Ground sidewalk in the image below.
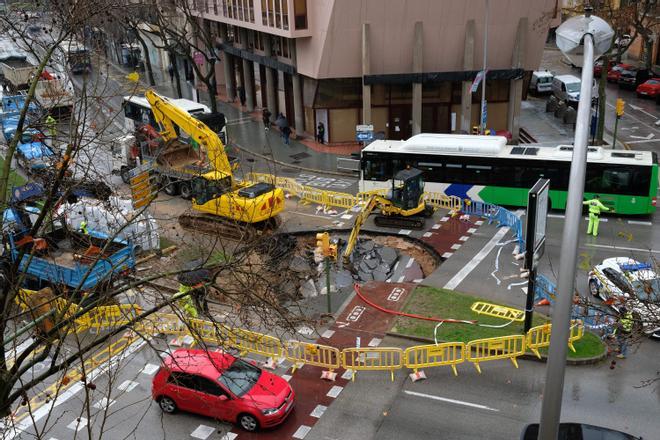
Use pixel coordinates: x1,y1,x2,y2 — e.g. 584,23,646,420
105,60,360,175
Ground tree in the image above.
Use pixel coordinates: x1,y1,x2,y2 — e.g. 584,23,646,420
0,2,308,432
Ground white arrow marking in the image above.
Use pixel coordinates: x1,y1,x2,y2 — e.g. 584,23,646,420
629,104,657,119
629,133,655,140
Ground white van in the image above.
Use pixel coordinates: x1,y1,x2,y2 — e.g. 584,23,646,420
551,75,598,107
530,71,554,94
58,197,160,253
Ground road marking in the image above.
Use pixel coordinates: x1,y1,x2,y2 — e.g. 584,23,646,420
327,385,343,398
423,232,433,237
629,133,655,140
341,214,353,220
191,425,216,439
451,243,461,250
293,425,312,439
625,138,660,145
475,220,484,226
398,229,412,235
297,326,315,336
440,217,449,222
584,217,607,222
404,390,499,412
584,243,660,254
444,227,510,290
368,338,382,347
442,252,453,258
117,380,139,392
282,374,292,382
219,434,238,440
627,220,652,226
406,258,415,268
468,228,477,233
548,214,565,219
397,276,406,282
310,405,327,418
341,370,354,380
321,329,335,338
140,363,159,375
432,224,442,229
67,417,88,431
93,397,116,410
629,103,657,119
459,235,470,241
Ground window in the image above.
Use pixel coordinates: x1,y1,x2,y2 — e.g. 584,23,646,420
195,376,227,397
363,157,392,181
167,372,198,390
585,164,651,196
274,0,281,28
282,0,289,29
294,0,307,29
217,359,261,397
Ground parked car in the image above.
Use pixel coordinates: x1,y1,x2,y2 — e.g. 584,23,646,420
618,68,639,89
593,59,616,77
521,423,641,439
551,75,597,108
529,71,554,94
607,63,633,83
588,257,660,338
636,78,660,98
152,349,295,432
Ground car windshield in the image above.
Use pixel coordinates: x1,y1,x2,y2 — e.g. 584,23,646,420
612,66,623,72
631,278,660,302
566,83,581,92
646,80,659,85
621,70,636,76
217,359,261,397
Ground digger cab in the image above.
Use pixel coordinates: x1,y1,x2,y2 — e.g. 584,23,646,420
389,168,424,210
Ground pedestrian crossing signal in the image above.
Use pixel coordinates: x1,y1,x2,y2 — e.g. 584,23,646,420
615,98,625,117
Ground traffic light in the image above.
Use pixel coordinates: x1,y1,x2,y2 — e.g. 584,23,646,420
615,98,625,117
316,232,337,259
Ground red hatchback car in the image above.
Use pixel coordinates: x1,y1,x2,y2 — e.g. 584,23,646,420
152,349,295,432
607,63,633,82
636,78,660,98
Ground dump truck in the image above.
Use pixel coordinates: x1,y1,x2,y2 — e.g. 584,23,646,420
0,55,35,89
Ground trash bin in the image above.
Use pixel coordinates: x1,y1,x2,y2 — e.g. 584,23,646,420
546,95,558,113
564,107,577,124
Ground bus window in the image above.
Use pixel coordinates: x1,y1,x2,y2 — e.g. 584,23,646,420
363,158,390,181
444,163,464,183
586,164,650,196
465,164,492,185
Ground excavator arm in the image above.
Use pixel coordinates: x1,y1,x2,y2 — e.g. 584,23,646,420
144,90,233,178
343,195,383,263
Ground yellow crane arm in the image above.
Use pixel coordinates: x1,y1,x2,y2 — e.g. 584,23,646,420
144,90,232,176
343,195,382,263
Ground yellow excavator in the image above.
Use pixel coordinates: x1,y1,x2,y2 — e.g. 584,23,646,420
145,90,284,239
343,167,433,262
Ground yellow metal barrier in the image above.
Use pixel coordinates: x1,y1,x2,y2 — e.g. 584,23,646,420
86,304,143,330
466,335,526,374
140,313,183,336
471,302,525,322
230,328,283,359
568,320,584,353
526,323,552,359
425,192,462,210
526,320,584,359
341,347,403,382
285,341,341,373
404,342,465,376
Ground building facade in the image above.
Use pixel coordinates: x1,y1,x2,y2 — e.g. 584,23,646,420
194,0,555,143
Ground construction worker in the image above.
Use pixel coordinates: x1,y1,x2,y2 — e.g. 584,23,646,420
582,195,611,237
613,306,633,359
177,283,199,319
45,114,57,146
79,220,89,235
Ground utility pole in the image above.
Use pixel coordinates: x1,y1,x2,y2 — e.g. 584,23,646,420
613,98,624,149
480,0,489,134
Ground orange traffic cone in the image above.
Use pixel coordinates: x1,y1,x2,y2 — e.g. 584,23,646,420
535,298,551,307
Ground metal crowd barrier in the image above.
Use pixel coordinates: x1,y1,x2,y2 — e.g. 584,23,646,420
404,342,465,376
466,335,526,374
341,347,404,381
285,341,341,373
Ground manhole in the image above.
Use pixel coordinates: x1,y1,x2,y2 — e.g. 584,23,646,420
290,152,311,160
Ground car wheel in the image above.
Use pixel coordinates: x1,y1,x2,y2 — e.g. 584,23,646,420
179,181,192,199
158,396,177,414
588,280,599,298
238,413,259,432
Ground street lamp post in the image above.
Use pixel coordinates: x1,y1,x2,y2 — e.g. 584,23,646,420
538,8,613,440
480,0,489,134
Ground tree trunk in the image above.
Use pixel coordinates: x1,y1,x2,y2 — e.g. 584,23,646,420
644,37,654,70
596,54,609,145
208,60,218,113
134,30,155,86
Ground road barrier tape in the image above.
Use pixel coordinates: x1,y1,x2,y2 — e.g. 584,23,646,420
466,335,526,374
470,302,525,322
404,342,465,376
285,341,341,373
341,347,404,382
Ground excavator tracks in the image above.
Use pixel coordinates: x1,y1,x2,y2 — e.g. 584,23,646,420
178,213,280,242
374,215,426,230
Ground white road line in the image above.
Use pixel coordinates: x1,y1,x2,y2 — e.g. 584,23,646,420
548,214,565,219
293,425,312,439
140,363,159,375
442,252,453,258
327,385,343,398
191,424,216,439
626,138,660,145
404,390,499,412
450,243,461,250
627,220,653,226
67,417,88,431
368,338,382,347
310,405,327,418
584,243,660,254
219,433,238,440
444,227,510,290
406,258,415,268
117,380,139,392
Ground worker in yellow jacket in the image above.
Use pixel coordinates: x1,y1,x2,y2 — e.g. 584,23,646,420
583,195,611,237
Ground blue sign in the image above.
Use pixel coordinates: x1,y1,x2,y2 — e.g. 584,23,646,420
481,102,487,126
356,131,374,142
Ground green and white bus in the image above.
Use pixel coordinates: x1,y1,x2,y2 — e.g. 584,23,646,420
360,133,658,215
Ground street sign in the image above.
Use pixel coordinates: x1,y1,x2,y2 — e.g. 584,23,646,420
356,124,374,142
481,101,488,126
471,70,488,93
523,178,550,332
